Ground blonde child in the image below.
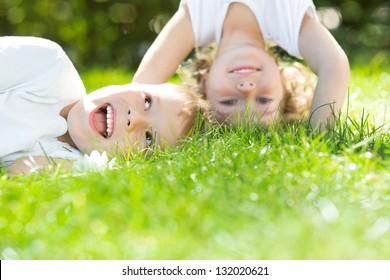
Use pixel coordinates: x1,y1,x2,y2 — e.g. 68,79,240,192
0,36,209,174
178,44,316,124
133,0,350,129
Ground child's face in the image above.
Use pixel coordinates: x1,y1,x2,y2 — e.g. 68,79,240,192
204,45,284,124
67,83,189,156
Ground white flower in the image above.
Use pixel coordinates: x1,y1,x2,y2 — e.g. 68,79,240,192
73,150,116,172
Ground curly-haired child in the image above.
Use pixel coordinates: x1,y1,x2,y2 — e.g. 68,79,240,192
178,44,315,124
133,0,350,130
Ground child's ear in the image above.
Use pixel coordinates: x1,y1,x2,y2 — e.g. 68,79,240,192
200,71,208,91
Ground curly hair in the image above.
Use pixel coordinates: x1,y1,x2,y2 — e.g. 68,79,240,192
166,84,213,136
279,61,314,122
178,44,315,123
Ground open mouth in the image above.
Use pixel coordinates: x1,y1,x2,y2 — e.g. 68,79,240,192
92,103,114,139
229,66,261,74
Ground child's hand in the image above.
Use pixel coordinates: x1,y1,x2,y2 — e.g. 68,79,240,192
6,156,73,175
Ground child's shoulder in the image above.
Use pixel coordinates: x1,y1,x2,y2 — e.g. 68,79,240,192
1,36,66,58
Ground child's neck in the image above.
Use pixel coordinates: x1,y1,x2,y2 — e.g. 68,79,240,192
219,2,265,50
58,102,78,149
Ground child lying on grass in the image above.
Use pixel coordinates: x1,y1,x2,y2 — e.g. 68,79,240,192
0,36,209,174
133,0,350,129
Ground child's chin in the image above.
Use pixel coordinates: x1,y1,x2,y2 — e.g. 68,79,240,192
81,144,116,157
75,141,100,155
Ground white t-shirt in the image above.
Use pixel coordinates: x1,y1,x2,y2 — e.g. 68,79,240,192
181,0,319,58
0,36,85,168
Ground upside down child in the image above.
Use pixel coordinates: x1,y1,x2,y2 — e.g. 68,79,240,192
133,0,350,129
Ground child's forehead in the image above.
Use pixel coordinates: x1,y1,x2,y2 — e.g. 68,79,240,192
150,83,183,94
153,86,190,102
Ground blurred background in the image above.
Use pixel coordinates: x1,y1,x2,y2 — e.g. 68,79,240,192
0,0,389,71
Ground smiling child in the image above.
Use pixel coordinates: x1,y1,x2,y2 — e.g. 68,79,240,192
133,0,350,129
0,36,209,174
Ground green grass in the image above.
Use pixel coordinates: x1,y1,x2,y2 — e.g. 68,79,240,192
1,55,389,260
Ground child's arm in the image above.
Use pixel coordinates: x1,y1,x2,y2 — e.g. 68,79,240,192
6,157,73,175
133,4,195,84
299,15,350,130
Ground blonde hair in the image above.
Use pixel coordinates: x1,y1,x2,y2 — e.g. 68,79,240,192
178,44,314,123
279,62,314,122
167,84,213,136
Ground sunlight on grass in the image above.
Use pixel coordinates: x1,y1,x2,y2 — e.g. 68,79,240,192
80,68,181,93
348,52,390,126
80,68,132,93
0,60,389,260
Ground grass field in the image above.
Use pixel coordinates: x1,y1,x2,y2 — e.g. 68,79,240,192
1,54,389,259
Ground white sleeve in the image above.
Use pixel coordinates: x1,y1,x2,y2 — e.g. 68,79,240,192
0,36,68,93
262,0,319,58
180,0,219,46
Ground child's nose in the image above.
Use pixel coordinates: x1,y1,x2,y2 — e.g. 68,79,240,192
126,108,131,128
125,108,148,131
237,82,256,99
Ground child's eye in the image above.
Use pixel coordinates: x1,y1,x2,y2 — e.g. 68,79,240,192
257,97,272,104
145,131,154,148
144,95,152,111
220,99,237,106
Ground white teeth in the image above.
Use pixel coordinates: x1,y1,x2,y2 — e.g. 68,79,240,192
106,104,114,138
233,69,258,74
